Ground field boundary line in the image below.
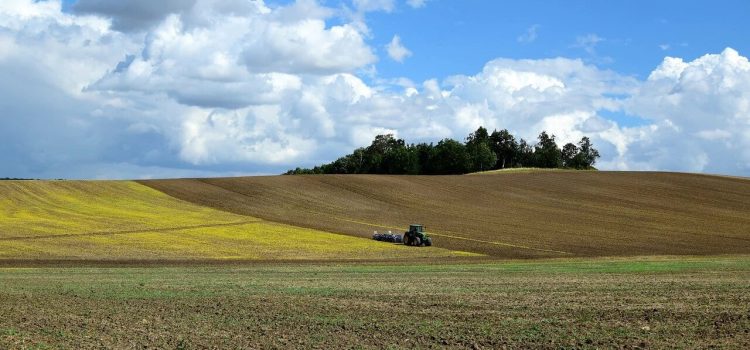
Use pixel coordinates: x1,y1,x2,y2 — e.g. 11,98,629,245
0,220,262,241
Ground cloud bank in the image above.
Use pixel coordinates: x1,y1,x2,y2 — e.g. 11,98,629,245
1,0,749,178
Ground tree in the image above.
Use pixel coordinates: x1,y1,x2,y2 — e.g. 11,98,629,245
284,128,601,175
465,127,496,172
516,139,535,167
414,142,435,174
489,129,518,169
363,134,405,173
466,126,490,147
467,142,497,172
382,144,417,174
432,139,470,174
573,136,600,169
561,143,579,168
534,131,562,168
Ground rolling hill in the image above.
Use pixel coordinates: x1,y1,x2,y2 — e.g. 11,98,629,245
0,181,470,260
141,171,750,258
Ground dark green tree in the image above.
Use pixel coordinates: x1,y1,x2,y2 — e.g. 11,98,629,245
516,139,535,167
561,143,579,168
467,142,497,172
465,126,490,147
489,129,518,169
432,139,470,174
573,136,600,169
534,131,562,168
284,128,601,175
465,126,496,172
363,134,405,173
382,144,417,174
414,142,436,174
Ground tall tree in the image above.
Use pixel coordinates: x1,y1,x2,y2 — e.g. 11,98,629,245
284,129,602,175
432,139,470,174
489,129,518,169
364,134,404,173
561,143,579,168
574,136,600,169
516,138,535,167
534,131,562,168
465,126,496,172
465,126,490,147
414,142,435,174
382,144,417,174
467,142,497,172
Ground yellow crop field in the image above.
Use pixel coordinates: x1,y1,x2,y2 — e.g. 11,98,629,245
0,181,476,260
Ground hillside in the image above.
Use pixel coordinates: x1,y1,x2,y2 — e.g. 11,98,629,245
0,181,469,260
141,171,750,258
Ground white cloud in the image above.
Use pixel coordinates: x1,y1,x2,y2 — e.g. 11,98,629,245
572,33,613,64
517,24,539,44
386,35,412,62
574,33,604,55
353,0,395,13
1,1,749,178
73,0,198,32
406,0,428,9
626,48,750,173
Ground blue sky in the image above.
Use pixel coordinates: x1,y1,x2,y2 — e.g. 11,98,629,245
57,0,749,80
2,0,750,178
367,1,750,81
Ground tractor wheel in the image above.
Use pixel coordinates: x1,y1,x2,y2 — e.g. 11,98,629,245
424,237,432,246
413,237,422,247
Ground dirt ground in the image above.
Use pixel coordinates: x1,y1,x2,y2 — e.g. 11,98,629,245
0,180,471,261
1,256,749,349
141,171,750,258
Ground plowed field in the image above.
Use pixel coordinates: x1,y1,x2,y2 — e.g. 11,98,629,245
0,181,472,260
141,171,750,258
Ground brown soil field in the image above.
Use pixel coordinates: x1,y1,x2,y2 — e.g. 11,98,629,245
141,171,750,259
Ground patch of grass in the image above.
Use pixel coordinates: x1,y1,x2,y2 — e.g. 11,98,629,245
1,256,749,348
1,328,19,336
468,167,584,175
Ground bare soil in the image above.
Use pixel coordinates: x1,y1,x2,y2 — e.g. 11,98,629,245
140,171,750,258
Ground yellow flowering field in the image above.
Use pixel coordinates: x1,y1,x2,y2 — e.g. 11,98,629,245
0,181,476,260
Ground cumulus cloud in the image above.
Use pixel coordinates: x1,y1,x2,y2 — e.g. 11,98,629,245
73,0,196,32
0,0,749,178
626,48,750,174
386,35,412,62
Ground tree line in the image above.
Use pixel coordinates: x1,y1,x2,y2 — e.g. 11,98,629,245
285,127,600,175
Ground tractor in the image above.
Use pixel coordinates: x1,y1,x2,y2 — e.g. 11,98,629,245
402,224,432,247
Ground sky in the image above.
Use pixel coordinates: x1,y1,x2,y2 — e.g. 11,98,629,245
1,0,749,179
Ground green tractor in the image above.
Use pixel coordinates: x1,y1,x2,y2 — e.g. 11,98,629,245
402,224,432,247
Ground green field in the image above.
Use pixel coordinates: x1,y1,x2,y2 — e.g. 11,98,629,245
1,256,749,349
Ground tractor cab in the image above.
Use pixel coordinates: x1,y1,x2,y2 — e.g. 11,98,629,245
403,224,432,247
